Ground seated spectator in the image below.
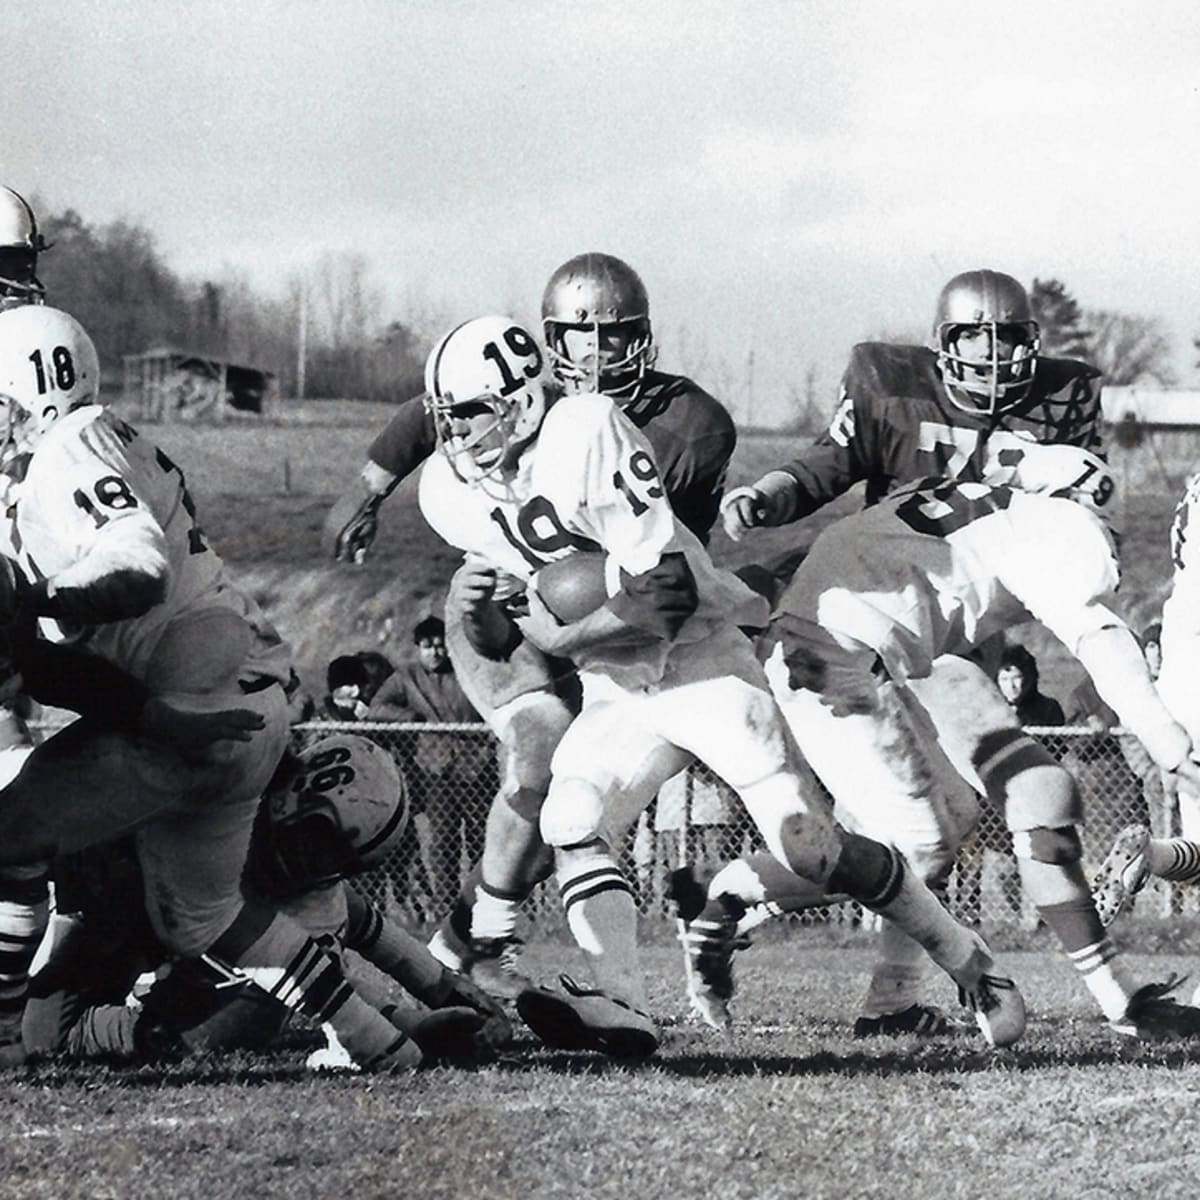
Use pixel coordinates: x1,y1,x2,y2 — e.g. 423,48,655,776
323,651,394,721
368,617,494,917
995,644,1065,727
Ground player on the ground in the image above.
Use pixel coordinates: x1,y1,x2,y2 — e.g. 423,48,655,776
0,186,47,312
0,305,468,1072
692,268,1105,1035
25,732,506,1068
412,313,1026,1059
685,442,1200,1040
1091,470,1200,924
329,254,736,995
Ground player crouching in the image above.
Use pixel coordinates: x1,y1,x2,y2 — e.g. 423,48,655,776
26,733,508,1068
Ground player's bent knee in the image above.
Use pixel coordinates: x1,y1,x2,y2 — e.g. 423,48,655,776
1012,826,1083,865
770,810,842,887
493,692,573,803
973,728,1081,831
540,777,606,849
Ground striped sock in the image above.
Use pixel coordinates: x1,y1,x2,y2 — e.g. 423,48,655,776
0,866,50,1041
1041,898,1135,1021
210,901,418,1070
1151,838,1200,883
557,845,644,1008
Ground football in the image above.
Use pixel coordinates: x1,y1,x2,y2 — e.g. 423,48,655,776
533,553,610,622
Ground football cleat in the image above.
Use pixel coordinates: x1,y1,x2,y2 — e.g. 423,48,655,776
1109,976,1200,1040
469,936,534,1002
516,974,659,1060
404,1006,492,1066
952,936,1025,1047
678,897,744,1031
852,1004,967,1039
1092,824,1151,927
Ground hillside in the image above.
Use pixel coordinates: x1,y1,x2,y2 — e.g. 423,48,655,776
140,403,1186,710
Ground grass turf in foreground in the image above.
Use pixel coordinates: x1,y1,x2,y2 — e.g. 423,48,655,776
7,940,1200,1200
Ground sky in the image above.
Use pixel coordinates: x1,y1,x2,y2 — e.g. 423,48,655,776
8,0,1200,425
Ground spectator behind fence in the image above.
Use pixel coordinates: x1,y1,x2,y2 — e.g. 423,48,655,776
322,651,394,721
368,617,495,915
995,644,1065,728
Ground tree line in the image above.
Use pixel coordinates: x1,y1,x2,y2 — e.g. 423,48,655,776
30,204,1182,410
36,206,428,403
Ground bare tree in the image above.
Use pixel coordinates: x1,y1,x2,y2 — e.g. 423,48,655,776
1084,309,1176,386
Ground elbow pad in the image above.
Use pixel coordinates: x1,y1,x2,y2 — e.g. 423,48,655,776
609,552,699,640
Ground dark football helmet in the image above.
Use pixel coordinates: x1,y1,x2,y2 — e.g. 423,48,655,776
0,187,47,311
261,734,408,893
541,252,656,404
933,269,1039,415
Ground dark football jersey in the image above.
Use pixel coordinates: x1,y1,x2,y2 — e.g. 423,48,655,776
367,370,735,542
779,342,1104,518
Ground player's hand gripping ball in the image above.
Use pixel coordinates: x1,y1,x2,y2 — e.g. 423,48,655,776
532,553,610,622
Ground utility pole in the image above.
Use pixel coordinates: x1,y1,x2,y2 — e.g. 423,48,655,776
296,285,307,400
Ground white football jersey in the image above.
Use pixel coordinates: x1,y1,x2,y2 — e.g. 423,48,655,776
775,478,1122,684
1158,471,1200,741
419,392,764,686
9,407,291,690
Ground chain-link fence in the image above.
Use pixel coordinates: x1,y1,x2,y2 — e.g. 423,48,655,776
294,721,1191,933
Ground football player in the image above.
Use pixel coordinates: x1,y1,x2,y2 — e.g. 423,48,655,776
329,254,736,995
411,313,1026,1059
1091,470,1200,924
687,442,1200,1039
0,306,457,1072
0,186,47,311
701,269,1106,1035
24,733,505,1067
722,268,1101,546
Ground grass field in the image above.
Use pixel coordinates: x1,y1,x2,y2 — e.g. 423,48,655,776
19,404,1191,1199
9,931,1200,1200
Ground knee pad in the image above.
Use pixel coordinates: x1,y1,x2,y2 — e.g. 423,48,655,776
772,808,843,887
492,693,573,820
1012,826,1083,865
973,728,1082,831
540,777,607,849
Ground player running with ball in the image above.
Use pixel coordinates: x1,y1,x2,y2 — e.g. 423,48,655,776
409,313,1026,1059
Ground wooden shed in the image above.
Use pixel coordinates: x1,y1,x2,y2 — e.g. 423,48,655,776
121,348,277,422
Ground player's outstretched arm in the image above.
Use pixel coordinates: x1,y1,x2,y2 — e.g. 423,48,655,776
327,461,399,564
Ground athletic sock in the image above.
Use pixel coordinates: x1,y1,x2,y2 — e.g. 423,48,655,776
557,844,645,1009
210,902,419,1069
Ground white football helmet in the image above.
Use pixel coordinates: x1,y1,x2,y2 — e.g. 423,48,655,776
0,187,47,311
0,305,100,469
933,269,1040,415
541,253,656,403
985,442,1117,527
424,314,549,480
261,734,409,893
